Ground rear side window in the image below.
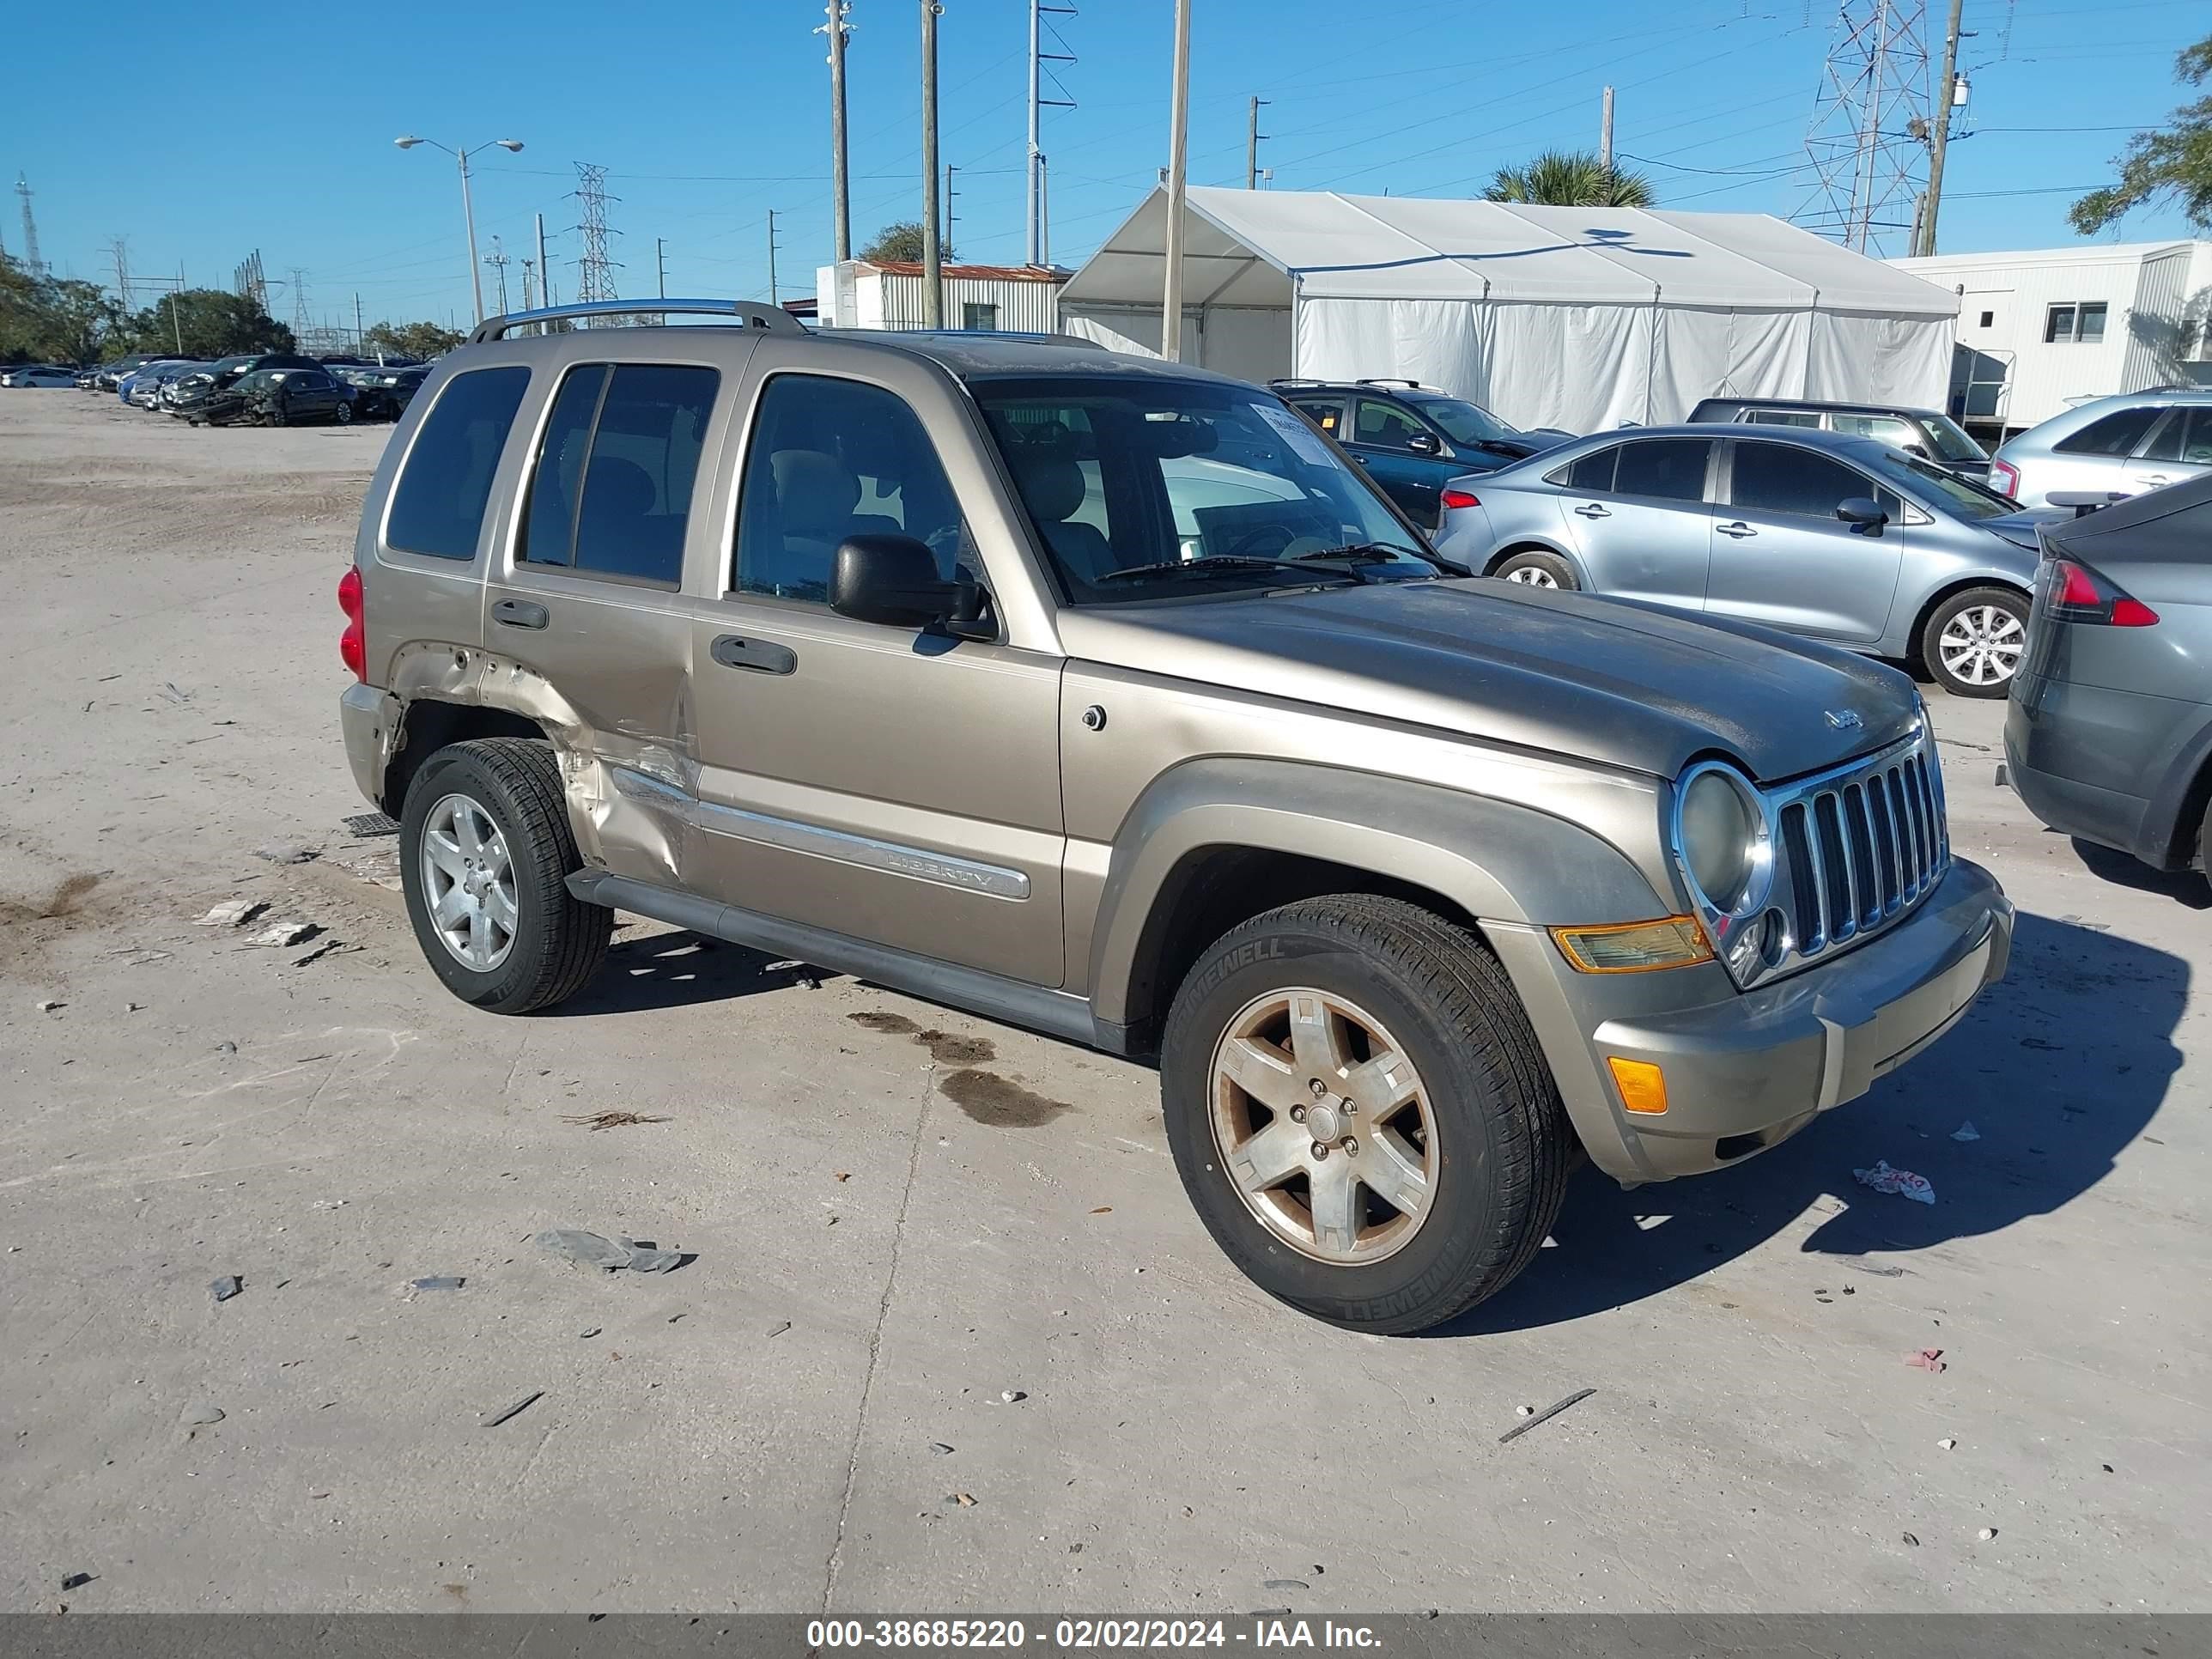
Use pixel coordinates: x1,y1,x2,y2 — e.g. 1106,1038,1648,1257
1746,409,1821,428
1613,439,1711,501
1286,395,1345,436
386,368,532,560
2142,406,2212,465
2053,406,2160,457
520,362,720,584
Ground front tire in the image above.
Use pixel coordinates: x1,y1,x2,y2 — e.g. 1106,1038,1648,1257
399,738,611,1013
1921,585,2027,698
1492,549,1577,590
334,399,354,425
1161,895,1573,1334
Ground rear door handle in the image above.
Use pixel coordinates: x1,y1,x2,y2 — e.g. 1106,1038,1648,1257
712,635,798,675
492,598,548,629
1717,520,1757,538
1574,502,1611,519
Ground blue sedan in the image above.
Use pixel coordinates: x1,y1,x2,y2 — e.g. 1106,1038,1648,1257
1433,424,2064,698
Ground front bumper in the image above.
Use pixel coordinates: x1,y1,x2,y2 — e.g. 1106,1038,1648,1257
1487,860,2012,1183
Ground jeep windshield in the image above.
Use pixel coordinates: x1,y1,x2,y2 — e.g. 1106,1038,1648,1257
1407,393,1520,447
974,377,1439,602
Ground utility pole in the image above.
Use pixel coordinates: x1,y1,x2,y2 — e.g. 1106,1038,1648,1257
1161,0,1191,362
656,236,667,299
944,164,958,255
1601,85,1616,171
1246,95,1268,189
920,0,944,327
354,292,364,349
1919,0,1966,256
521,258,536,313
485,236,510,315
824,0,853,262
536,212,552,307
1026,0,1076,267
768,210,782,305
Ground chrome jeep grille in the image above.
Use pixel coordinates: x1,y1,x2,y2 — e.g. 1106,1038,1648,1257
1759,730,1948,980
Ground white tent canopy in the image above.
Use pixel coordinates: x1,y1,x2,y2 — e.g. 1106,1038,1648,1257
1060,187,1960,432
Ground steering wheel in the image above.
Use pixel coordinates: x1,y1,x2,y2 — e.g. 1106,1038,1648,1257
1220,522,1334,562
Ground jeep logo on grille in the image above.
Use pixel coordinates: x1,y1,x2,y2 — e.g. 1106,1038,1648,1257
1825,708,1863,731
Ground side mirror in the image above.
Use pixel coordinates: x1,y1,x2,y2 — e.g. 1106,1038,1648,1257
1836,496,1888,531
1407,431,1442,456
1905,442,1931,459
830,534,988,636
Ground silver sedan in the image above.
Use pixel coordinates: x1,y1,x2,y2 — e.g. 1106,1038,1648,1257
1435,424,2062,697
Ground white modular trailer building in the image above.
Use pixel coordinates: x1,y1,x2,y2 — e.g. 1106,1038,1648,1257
1059,186,1961,433
1887,241,2212,434
817,260,1067,333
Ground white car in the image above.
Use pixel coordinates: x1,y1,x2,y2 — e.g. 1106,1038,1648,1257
1,365,78,388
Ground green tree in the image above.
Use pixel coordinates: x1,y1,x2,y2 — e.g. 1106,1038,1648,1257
0,256,125,363
1483,150,1656,209
363,320,465,360
860,221,950,263
2069,34,2212,234
112,289,293,360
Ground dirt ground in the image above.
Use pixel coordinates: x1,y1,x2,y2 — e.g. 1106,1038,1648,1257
0,390,2205,1615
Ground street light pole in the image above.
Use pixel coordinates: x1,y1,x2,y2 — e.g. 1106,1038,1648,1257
1160,0,1191,362
396,137,525,325
457,147,485,322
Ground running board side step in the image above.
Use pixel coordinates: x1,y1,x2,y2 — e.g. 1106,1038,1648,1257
567,870,1129,1054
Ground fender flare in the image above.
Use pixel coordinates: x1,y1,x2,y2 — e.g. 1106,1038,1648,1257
1085,757,1670,1029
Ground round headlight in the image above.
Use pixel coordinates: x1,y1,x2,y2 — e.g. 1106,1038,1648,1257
1680,768,1762,915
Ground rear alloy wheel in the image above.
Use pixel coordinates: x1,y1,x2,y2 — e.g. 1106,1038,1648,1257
1922,586,2027,698
399,738,611,1013
1492,550,1577,590
1162,895,1573,1334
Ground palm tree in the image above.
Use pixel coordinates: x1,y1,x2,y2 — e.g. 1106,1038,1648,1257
1484,150,1656,209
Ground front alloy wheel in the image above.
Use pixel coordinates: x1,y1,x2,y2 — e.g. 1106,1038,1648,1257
1923,586,2027,698
1212,989,1437,1263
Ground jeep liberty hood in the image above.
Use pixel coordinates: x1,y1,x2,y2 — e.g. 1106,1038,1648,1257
1056,578,1923,783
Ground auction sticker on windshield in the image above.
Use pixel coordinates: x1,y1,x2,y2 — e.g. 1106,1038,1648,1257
1255,402,1339,468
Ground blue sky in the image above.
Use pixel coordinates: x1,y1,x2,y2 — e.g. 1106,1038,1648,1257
9,0,2206,331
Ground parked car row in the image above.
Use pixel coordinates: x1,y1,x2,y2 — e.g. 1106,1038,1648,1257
63,350,431,428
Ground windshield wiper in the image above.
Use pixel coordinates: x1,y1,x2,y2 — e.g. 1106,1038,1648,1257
1292,542,1458,578
1096,555,1366,587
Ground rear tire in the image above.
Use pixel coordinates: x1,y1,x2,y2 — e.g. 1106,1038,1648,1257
399,738,611,1014
1160,895,1573,1334
1920,585,2027,698
1492,549,1577,590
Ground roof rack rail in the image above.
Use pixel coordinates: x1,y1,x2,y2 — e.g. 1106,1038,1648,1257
467,298,805,344
1267,377,1328,388
1356,376,1422,388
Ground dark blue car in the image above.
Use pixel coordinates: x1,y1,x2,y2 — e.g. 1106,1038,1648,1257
1274,378,1573,528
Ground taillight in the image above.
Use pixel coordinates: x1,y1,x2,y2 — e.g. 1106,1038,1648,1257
1439,487,1481,510
2047,557,2157,627
337,566,367,680
1990,459,2020,499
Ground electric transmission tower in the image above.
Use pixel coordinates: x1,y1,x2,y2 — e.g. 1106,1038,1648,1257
289,268,311,337
107,237,132,307
15,174,44,276
574,163,620,314
1795,0,1933,255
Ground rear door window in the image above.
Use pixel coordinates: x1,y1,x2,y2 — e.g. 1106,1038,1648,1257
1285,395,1346,438
2141,406,2212,465
519,362,719,585
2053,406,2161,457
1352,398,1427,450
1611,439,1712,502
385,367,532,561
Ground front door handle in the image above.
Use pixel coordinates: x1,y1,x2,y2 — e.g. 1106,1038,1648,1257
712,635,798,675
1717,520,1757,538
2138,474,2169,487
492,598,548,629
1574,502,1611,519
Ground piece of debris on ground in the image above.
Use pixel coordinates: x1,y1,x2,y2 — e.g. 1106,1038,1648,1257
532,1229,683,1274
252,842,319,865
195,898,267,928
210,1275,243,1303
1905,1348,1948,1373
241,921,317,950
1853,1160,1936,1204
479,1391,544,1429
410,1276,465,1291
1498,1388,1596,1444
560,1111,673,1132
